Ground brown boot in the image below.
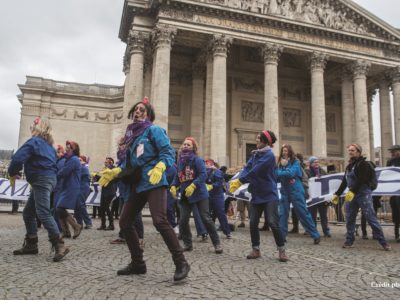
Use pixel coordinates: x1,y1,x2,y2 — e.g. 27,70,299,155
51,236,69,262
59,219,71,238
246,248,261,259
66,215,82,239
13,236,38,255
278,248,289,262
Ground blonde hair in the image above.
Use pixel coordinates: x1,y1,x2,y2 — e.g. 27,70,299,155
31,118,54,145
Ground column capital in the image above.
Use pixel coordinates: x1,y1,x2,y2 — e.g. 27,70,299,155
151,24,177,50
210,34,232,57
388,66,400,84
261,43,283,65
309,52,328,71
128,30,149,54
351,60,371,79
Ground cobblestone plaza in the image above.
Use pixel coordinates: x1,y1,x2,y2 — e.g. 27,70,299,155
1,214,399,299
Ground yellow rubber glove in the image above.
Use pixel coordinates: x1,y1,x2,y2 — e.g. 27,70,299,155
229,179,242,193
331,195,339,205
99,167,121,187
9,176,16,188
90,172,98,178
206,184,213,192
147,162,166,185
170,186,177,199
345,191,355,202
185,183,196,197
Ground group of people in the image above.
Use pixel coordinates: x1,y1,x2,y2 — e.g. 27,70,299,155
8,96,398,282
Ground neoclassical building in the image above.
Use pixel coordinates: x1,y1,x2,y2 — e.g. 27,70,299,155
18,0,400,170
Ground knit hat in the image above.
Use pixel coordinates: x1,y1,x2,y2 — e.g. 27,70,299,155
309,156,318,165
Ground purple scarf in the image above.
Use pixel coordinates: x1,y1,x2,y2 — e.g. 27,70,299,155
179,149,196,165
311,165,320,177
118,120,152,162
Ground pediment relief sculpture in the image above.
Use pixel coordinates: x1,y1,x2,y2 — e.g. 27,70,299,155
95,112,111,122
202,0,378,37
73,111,89,120
51,108,67,118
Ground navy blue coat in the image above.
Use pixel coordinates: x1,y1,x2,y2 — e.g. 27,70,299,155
56,155,81,209
206,168,225,202
239,148,279,204
8,136,57,182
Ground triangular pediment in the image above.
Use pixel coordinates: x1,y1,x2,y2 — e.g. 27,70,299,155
192,0,399,41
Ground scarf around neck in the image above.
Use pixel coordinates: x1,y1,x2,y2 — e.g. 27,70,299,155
179,149,196,164
118,120,152,162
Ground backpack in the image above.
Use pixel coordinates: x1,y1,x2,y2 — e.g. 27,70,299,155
355,160,377,191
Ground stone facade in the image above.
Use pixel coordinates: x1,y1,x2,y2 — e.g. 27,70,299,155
17,0,400,169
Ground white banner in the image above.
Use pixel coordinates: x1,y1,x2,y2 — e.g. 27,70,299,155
0,178,101,206
227,167,400,206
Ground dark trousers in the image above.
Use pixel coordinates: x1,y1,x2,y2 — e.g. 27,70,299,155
111,197,120,220
390,196,400,238
249,201,284,248
292,208,298,230
99,194,114,227
119,187,185,265
12,201,19,213
309,203,330,235
118,201,144,240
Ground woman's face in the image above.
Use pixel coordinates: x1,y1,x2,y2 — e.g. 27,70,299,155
56,149,64,158
255,134,267,149
132,103,148,122
182,139,193,151
281,147,289,158
65,143,73,155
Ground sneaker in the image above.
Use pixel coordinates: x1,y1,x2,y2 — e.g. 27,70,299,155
110,238,126,244
201,234,208,242
237,222,245,228
246,248,261,259
226,234,232,239
342,242,353,248
382,243,392,251
278,249,289,262
214,245,223,254
84,224,93,229
313,237,320,245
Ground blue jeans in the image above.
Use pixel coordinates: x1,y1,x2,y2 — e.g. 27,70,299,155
179,198,220,247
209,196,231,235
249,201,284,248
345,193,387,246
23,176,60,239
280,194,320,240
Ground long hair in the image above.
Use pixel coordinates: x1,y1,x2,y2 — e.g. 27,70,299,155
31,117,54,145
278,144,296,166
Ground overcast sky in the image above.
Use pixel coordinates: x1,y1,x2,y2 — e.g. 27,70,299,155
0,0,399,151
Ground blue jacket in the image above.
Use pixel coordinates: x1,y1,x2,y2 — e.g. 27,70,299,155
128,125,175,193
56,155,81,209
239,148,279,204
173,156,209,203
8,136,57,182
276,159,304,200
79,164,91,197
206,168,225,201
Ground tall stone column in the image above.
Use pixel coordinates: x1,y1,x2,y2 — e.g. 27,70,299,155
367,91,375,162
379,77,392,163
122,30,147,129
210,34,231,166
352,60,371,159
143,49,153,100
203,56,213,158
262,43,282,156
390,67,400,144
150,24,176,130
310,52,328,158
341,68,354,162
190,63,205,154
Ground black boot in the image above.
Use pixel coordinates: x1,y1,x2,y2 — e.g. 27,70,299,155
13,236,38,255
117,262,147,276
105,223,115,231
174,261,190,281
50,236,69,262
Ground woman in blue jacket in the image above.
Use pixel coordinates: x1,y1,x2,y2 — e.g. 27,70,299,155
74,155,93,229
277,144,320,244
229,130,288,261
9,117,68,262
171,137,223,254
56,140,82,239
102,97,190,282
205,159,231,239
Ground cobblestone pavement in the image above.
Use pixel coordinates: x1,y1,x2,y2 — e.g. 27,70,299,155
0,213,399,300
